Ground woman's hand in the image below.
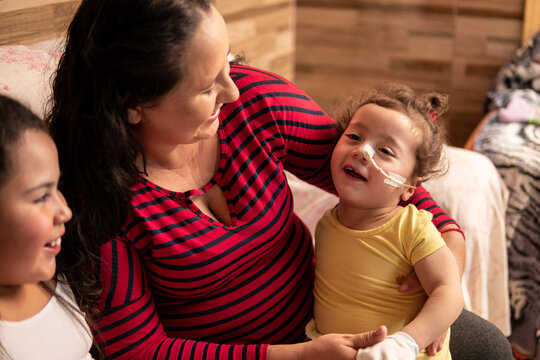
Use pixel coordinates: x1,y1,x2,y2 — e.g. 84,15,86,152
397,270,421,294
425,330,446,356
267,326,387,360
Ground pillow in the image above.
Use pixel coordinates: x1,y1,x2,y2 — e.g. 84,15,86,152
0,39,63,118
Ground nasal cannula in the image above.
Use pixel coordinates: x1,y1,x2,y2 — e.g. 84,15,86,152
362,144,416,190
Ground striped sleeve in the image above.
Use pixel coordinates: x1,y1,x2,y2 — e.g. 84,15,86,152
230,66,463,238
95,239,266,360
403,186,464,237
229,65,338,192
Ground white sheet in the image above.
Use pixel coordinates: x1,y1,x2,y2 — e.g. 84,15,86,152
286,145,511,335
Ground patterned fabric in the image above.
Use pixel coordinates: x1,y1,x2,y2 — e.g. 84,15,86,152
95,65,458,359
476,31,540,359
474,111,540,360
484,31,540,113
0,40,63,117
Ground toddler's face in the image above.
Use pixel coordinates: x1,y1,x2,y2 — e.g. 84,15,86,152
331,104,421,208
0,130,72,287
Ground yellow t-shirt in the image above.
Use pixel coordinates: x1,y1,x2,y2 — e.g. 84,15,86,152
313,204,451,360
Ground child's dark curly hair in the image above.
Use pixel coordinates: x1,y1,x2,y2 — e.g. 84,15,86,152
333,83,449,181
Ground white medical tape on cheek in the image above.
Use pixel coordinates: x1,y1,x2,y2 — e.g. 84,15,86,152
362,144,407,189
384,173,407,188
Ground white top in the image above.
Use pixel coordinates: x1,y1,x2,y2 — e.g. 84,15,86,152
0,282,93,360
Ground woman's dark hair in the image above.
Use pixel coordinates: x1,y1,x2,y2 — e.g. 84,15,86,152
333,83,449,181
46,0,214,319
0,95,47,186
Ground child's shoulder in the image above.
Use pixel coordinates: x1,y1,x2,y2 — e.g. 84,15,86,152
404,203,434,223
0,283,52,322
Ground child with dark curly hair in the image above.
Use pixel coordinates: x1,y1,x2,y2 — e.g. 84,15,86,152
309,84,463,360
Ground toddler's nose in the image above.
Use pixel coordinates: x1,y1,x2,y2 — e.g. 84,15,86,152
362,144,375,161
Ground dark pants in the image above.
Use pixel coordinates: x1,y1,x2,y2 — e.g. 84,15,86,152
450,310,513,360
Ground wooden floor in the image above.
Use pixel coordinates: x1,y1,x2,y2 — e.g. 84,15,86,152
295,0,525,146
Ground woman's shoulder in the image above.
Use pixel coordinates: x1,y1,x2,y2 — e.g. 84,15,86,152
230,64,289,82
226,65,329,123
229,64,307,96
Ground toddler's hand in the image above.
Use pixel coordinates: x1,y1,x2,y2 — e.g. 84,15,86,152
356,331,418,360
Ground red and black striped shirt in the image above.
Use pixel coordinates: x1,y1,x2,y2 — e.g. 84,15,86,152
96,65,458,359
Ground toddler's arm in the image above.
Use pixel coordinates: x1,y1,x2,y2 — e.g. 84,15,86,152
401,245,464,351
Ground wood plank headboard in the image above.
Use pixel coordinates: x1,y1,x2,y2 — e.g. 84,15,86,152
0,0,81,45
0,0,296,79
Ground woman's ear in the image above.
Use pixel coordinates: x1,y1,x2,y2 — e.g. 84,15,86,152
127,107,142,125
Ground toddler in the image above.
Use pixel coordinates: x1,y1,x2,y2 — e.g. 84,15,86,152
310,84,463,360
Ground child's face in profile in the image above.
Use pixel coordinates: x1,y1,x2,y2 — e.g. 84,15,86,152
0,130,71,287
331,103,421,209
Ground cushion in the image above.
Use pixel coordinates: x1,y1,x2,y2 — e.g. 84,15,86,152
0,39,63,118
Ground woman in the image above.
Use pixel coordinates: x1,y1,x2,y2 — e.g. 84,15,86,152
47,0,511,359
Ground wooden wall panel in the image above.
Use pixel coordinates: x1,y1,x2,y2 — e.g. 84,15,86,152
217,0,296,80
295,0,525,146
0,0,80,45
0,0,296,79
2,0,532,146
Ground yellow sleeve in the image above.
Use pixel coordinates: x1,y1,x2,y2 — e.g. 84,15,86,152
402,206,446,265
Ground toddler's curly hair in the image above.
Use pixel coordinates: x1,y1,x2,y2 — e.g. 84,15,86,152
333,83,449,181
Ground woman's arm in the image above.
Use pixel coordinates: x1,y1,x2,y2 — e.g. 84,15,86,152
437,224,466,277
267,328,387,360
402,186,463,237
97,238,386,360
96,239,263,359
401,246,464,351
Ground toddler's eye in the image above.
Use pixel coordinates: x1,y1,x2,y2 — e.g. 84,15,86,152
379,147,394,157
345,133,361,141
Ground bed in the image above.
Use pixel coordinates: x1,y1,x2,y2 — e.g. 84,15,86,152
0,0,512,341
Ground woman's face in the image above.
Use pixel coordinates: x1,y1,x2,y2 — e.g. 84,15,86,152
0,130,72,287
131,5,239,148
